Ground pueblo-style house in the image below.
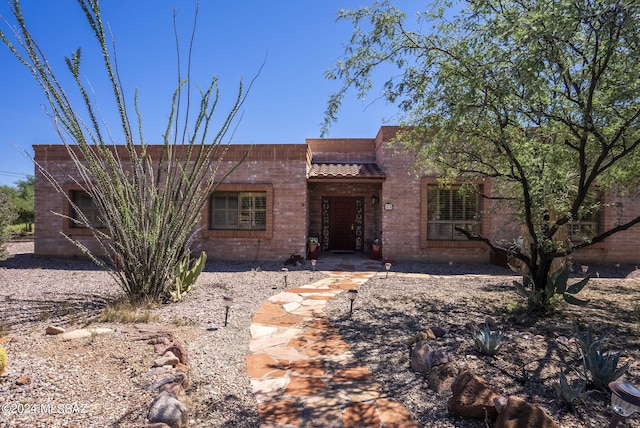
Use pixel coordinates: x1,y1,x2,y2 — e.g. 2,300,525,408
33,126,640,264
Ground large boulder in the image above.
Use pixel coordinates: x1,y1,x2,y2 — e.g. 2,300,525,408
449,371,504,419
495,396,559,428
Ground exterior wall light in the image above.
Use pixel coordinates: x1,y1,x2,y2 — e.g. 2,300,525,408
223,295,233,327
609,381,640,427
371,194,379,206
347,289,358,318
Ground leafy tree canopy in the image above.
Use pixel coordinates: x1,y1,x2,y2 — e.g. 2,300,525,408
325,0,640,301
0,176,34,229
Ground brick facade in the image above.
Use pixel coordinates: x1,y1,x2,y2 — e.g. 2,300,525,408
33,127,640,263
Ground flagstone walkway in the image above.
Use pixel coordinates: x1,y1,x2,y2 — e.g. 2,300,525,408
247,257,419,428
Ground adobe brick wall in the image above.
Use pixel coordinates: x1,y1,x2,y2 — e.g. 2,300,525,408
33,144,309,261
373,127,640,264
307,138,377,163
573,190,640,264
373,128,491,262
32,133,640,265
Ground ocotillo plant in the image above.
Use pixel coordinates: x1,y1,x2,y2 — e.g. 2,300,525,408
0,0,253,302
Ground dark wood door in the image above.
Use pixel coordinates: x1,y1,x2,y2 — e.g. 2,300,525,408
329,197,357,251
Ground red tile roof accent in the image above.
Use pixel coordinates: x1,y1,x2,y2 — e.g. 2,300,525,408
308,163,386,179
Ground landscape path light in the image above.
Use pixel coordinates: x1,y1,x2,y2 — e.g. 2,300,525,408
347,288,358,318
223,295,233,327
385,262,392,278
581,265,589,274
311,259,317,272
281,268,289,288
609,381,640,427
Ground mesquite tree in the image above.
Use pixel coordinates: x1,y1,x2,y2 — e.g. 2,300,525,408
0,191,16,260
1,0,250,302
324,0,640,307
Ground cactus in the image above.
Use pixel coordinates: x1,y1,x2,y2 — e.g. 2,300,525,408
473,324,506,356
168,251,207,302
0,345,7,375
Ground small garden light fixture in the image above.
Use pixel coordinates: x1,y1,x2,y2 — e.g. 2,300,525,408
347,289,358,318
581,265,589,274
311,259,317,272
222,295,233,327
609,381,640,427
385,262,392,278
281,268,289,288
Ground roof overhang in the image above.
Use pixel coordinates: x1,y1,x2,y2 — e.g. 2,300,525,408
307,162,386,182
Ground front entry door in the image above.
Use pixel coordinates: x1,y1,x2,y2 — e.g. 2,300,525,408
326,197,364,252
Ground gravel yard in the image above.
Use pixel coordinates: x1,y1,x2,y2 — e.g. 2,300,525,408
1,241,640,427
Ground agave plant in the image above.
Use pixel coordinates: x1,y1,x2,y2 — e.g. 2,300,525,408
513,264,590,313
574,324,629,389
554,371,586,412
473,324,506,356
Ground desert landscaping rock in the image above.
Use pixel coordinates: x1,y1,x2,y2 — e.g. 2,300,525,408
59,327,114,340
449,370,505,419
495,396,559,428
427,362,457,394
154,351,180,367
163,342,189,365
15,374,31,385
147,390,188,428
410,339,434,373
45,325,65,335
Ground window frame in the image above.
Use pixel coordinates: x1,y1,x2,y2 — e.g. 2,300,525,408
568,193,602,242
210,191,267,231
426,184,481,241
62,185,107,236
420,178,486,248
201,183,273,239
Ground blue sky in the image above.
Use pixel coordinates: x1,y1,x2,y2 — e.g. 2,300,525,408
0,1,418,187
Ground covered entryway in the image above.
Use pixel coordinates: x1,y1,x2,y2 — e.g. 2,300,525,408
324,196,364,252
307,163,385,255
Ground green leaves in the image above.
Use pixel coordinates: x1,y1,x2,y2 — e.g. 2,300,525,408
513,264,590,312
325,0,640,299
2,1,248,302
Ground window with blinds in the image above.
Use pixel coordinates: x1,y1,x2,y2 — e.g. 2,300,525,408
70,190,105,228
569,194,601,241
210,192,267,230
427,185,481,240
